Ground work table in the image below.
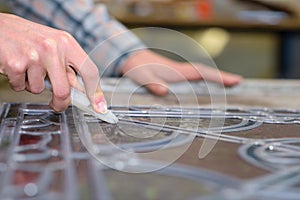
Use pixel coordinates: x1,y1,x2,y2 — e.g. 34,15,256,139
0,76,300,199
1,76,299,108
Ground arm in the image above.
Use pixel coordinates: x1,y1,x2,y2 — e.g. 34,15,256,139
4,0,241,96
120,50,242,95
3,0,146,77
0,13,107,113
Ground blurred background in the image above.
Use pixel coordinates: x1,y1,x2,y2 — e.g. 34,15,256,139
1,0,300,79
96,0,300,79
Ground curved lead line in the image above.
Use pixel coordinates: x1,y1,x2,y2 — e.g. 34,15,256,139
238,138,300,172
112,109,253,117
261,143,300,154
255,149,300,165
243,167,300,193
115,105,269,116
255,142,300,164
112,106,300,125
82,106,300,167
78,112,195,153
119,118,248,144
277,143,300,152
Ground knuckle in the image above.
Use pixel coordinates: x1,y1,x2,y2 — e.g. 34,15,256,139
58,31,74,44
41,38,58,53
27,49,39,62
40,31,74,52
53,88,70,101
7,60,26,74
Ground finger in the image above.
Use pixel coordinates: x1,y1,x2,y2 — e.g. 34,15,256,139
143,72,170,96
145,81,169,96
5,59,27,91
8,73,26,91
63,36,106,113
77,57,107,113
219,71,243,86
43,40,71,112
123,66,169,96
195,63,242,86
26,66,46,94
66,65,84,93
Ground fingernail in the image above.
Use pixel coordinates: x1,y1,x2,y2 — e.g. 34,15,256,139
97,100,107,114
94,96,108,114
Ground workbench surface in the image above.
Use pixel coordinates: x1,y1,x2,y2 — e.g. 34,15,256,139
0,76,299,199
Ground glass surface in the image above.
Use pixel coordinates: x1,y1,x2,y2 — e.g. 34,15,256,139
105,170,212,200
87,122,173,145
0,103,300,199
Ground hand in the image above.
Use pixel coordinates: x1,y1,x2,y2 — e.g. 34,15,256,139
120,49,242,96
0,13,107,113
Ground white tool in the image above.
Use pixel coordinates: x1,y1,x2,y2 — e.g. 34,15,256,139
45,80,118,124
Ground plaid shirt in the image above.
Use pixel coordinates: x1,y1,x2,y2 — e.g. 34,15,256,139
1,0,145,77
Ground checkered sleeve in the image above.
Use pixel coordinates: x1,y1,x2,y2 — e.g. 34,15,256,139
2,0,146,77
